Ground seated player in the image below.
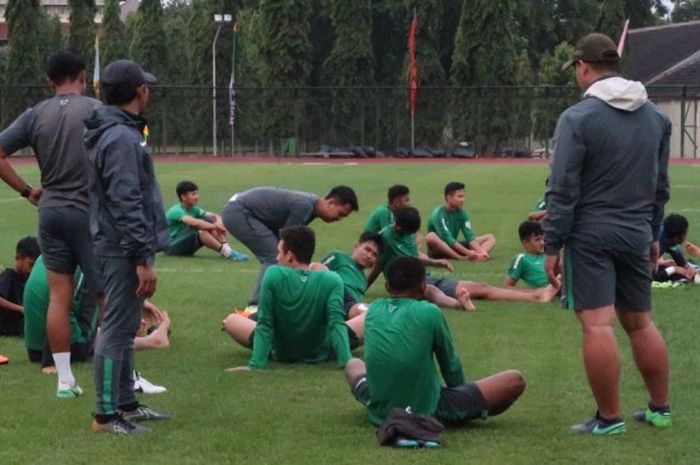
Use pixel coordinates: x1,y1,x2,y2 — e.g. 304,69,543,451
654,214,697,282
369,208,558,311
528,178,549,222
425,182,496,261
165,180,249,260
504,221,551,289
345,256,526,428
0,237,40,337
222,185,358,312
311,232,383,319
223,226,365,371
364,185,411,234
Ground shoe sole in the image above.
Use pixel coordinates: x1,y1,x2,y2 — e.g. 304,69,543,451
57,387,84,399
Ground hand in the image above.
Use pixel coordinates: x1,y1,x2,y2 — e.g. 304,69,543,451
136,265,157,298
545,254,561,287
683,266,697,279
649,241,660,271
474,250,490,261
225,366,252,372
142,301,165,323
436,259,453,272
26,186,42,206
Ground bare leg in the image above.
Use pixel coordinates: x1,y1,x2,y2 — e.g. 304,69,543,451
346,312,366,343
345,358,366,387
223,313,257,349
455,282,476,311
46,271,74,354
474,234,497,254
474,369,526,416
134,313,171,350
464,282,557,303
617,311,669,408
347,303,368,320
425,232,467,260
199,230,224,253
424,284,465,310
686,241,700,257
577,306,621,419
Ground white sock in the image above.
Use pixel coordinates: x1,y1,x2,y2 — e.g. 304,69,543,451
52,352,75,387
220,243,233,257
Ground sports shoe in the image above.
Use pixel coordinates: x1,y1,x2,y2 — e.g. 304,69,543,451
632,407,672,428
122,404,171,422
571,414,626,435
57,381,84,399
228,250,250,261
395,438,420,448
133,371,167,394
0,354,9,365
92,416,151,435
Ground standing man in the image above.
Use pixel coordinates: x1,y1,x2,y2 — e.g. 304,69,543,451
85,59,170,435
544,33,672,435
0,50,101,398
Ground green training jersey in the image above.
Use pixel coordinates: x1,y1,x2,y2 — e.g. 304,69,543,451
532,197,546,212
364,204,394,234
363,297,465,425
378,226,418,274
322,251,367,303
507,252,549,288
427,205,475,246
249,266,351,369
23,257,98,352
165,203,207,241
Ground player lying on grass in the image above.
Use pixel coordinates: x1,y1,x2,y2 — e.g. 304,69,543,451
367,208,559,312
346,256,526,428
364,184,411,234
0,237,40,337
222,185,358,311
223,226,365,371
310,232,383,319
528,178,549,222
653,214,698,282
165,180,248,261
504,221,556,289
425,182,496,261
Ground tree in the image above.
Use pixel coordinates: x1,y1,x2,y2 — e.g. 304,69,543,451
68,0,97,68
4,0,45,86
596,0,626,39
672,0,700,22
100,0,128,66
371,0,407,86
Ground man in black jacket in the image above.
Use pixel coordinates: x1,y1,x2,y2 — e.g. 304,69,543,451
85,60,170,435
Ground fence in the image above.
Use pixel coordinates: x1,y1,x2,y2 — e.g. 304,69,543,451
1,84,698,158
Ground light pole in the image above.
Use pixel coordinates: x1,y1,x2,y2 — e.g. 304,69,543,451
212,13,232,157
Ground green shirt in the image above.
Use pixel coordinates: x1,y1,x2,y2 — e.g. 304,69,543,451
378,226,418,275
249,266,351,369
363,297,465,425
507,252,549,288
166,203,207,242
23,257,99,352
427,205,475,246
322,251,367,303
364,204,394,234
532,197,546,213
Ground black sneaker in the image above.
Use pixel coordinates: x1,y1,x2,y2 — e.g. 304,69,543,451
91,416,151,435
122,404,171,422
571,413,626,435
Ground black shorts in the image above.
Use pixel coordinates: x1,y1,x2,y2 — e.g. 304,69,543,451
166,227,202,256
428,240,470,259
343,292,358,318
350,375,487,427
564,242,652,312
425,275,458,298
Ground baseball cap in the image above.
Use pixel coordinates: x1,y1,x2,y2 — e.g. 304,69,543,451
562,33,620,70
101,59,157,91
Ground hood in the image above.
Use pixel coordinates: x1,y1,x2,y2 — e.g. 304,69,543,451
583,76,648,112
84,104,146,149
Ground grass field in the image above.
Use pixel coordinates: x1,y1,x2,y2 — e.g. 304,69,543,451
1,161,699,465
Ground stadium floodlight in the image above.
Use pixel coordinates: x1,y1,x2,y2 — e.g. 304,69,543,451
212,13,233,156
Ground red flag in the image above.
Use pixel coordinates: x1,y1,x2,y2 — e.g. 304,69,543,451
408,12,418,117
617,19,630,57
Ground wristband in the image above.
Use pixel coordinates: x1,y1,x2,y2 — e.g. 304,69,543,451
665,266,675,275
20,185,32,198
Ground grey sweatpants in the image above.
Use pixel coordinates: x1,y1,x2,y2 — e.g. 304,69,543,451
94,257,144,415
222,201,278,305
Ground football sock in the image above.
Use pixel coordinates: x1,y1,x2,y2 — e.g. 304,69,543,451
220,243,233,257
649,403,671,414
597,411,623,425
52,352,75,386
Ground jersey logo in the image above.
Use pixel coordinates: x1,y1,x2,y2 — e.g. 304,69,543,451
465,221,472,229
300,276,308,283
140,141,148,147
59,98,70,106
389,304,397,313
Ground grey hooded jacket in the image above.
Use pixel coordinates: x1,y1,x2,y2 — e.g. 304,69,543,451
84,105,168,264
544,76,671,255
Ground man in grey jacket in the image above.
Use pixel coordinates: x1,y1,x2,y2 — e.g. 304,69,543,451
85,60,170,435
544,33,672,435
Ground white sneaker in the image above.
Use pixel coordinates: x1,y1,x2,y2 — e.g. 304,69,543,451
133,371,167,394
244,305,258,314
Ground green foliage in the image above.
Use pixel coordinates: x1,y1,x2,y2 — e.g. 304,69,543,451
672,0,700,22
129,0,167,77
68,0,96,68
371,0,406,86
596,0,626,39
100,0,128,66
5,0,46,86
308,0,334,88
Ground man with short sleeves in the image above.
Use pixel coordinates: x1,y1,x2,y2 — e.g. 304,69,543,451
364,185,410,234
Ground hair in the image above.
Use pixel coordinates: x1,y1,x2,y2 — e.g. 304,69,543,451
444,182,465,198
386,256,426,292
325,186,359,211
279,226,316,264
664,214,689,239
44,49,86,85
387,185,410,203
103,82,138,106
16,236,40,259
176,180,198,200
358,231,383,253
519,220,543,242
394,207,421,234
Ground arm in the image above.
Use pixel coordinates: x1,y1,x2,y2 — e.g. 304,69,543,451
366,261,382,288
433,210,459,248
417,251,453,272
283,198,316,228
432,310,465,387
181,215,223,232
651,123,671,242
0,110,42,205
503,277,518,288
327,276,351,368
528,210,547,221
504,255,523,287
248,271,275,369
0,297,23,313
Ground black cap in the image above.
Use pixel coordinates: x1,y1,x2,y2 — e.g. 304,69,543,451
562,33,620,70
101,59,157,91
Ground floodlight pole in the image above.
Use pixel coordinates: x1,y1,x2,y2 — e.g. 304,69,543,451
212,14,232,156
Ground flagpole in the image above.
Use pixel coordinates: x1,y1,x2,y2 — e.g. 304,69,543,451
231,23,237,157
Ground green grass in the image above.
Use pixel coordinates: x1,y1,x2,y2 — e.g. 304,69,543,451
1,161,699,465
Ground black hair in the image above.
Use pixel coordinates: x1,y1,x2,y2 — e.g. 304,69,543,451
326,186,359,211
518,220,543,242
394,207,421,234
176,180,198,200
44,49,86,85
664,214,689,239
103,82,138,106
16,236,40,259
387,185,410,203
358,231,383,253
585,60,619,74
279,226,316,264
386,256,425,292
444,182,465,198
